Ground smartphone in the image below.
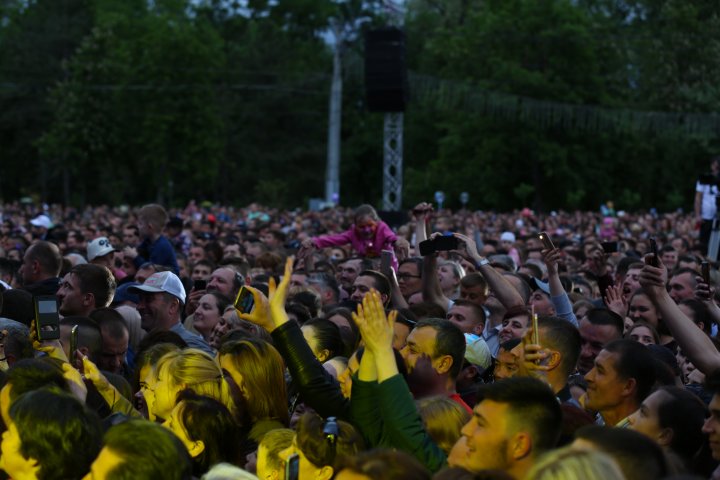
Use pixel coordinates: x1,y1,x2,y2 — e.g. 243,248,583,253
34,296,60,341
285,453,299,480
648,237,659,267
193,279,207,291
538,231,555,250
69,325,79,367
434,234,458,252
234,286,255,314
702,261,711,285
418,238,435,256
380,250,393,274
601,241,618,254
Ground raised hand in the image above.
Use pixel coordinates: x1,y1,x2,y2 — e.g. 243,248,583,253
604,284,628,318
352,289,396,355
639,253,668,299
541,248,562,275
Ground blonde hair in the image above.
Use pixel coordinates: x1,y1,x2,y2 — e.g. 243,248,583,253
219,339,289,427
156,349,234,415
524,446,625,480
416,396,470,454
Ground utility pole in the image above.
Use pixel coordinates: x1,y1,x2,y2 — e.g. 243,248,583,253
325,20,343,205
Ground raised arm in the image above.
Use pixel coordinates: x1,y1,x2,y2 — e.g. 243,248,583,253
421,243,452,312
640,257,720,375
541,248,577,326
453,232,525,309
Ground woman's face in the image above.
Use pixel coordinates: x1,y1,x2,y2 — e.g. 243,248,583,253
629,325,656,346
209,309,235,349
629,294,659,327
194,294,222,339
301,325,328,362
143,364,178,422
628,390,668,443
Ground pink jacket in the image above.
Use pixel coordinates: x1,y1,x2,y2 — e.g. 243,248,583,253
312,221,397,257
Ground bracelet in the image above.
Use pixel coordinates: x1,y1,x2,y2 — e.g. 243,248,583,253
476,258,490,268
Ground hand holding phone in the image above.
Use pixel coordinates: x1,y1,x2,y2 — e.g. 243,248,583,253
702,261,711,285
538,232,555,250
34,296,60,341
234,286,255,314
647,238,659,267
193,279,207,291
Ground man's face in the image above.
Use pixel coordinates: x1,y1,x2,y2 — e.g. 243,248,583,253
98,328,129,374
622,268,642,300
188,247,205,264
669,272,695,303
290,273,308,288
56,273,89,316
703,393,720,460
337,259,362,290
493,348,519,381
223,244,241,259
448,400,512,472
123,228,139,246
577,318,621,375
460,284,487,306
400,326,440,377
350,275,376,303
191,265,211,282
207,268,236,298
18,246,37,285
584,349,627,413
661,251,678,270
499,314,529,343
137,292,172,331
528,290,554,316
447,304,483,335
397,262,422,298
260,232,280,249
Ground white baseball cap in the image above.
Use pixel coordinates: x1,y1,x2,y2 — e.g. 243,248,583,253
87,237,117,261
29,214,52,229
129,271,186,304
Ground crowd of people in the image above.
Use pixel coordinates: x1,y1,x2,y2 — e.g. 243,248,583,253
0,194,718,479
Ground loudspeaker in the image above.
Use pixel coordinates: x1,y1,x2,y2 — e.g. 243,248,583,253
365,27,407,112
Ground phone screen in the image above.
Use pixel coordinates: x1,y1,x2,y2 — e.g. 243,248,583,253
285,454,299,480
234,287,255,314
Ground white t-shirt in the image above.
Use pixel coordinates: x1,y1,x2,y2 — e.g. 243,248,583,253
697,181,719,220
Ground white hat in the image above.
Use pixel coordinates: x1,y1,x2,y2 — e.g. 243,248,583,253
129,271,186,304
464,333,492,370
500,231,516,243
87,237,116,261
29,214,52,229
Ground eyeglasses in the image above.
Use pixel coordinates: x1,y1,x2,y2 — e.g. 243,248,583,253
397,273,421,280
323,416,339,464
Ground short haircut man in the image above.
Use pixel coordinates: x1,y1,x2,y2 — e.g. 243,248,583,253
448,377,562,479
584,339,657,427
87,419,192,480
459,272,488,305
56,264,116,317
401,318,468,409
398,257,423,299
60,316,103,363
207,266,244,300
256,428,294,480
307,271,340,306
668,267,698,303
577,308,623,374
537,316,581,397
90,307,130,375
447,299,486,335
350,270,391,305
3,388,102,480
702,369,720,461
19,241,63,294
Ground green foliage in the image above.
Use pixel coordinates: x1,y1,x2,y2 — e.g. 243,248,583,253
2,0,720,211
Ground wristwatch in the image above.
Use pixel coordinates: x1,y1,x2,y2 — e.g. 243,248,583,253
475,257,490,268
